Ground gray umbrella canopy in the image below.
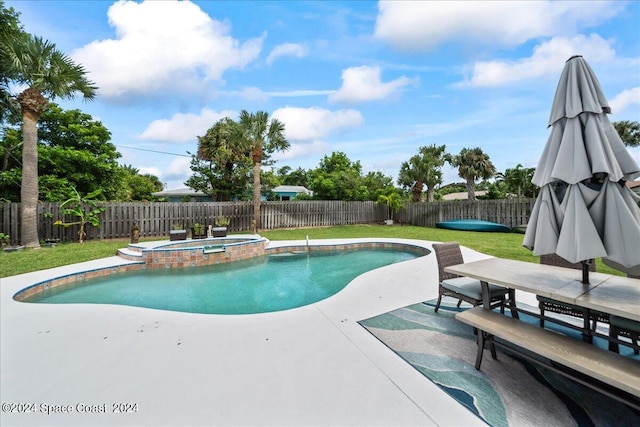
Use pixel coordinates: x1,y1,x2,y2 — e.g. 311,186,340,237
523,55,640,281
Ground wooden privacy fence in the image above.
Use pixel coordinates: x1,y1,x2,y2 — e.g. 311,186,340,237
397,198,534,229
0,199,535,244
0,201,385,244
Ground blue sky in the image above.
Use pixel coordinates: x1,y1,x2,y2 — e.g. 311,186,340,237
9,0,640,190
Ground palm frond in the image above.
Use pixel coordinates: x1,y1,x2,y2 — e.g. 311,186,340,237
3,35,97,102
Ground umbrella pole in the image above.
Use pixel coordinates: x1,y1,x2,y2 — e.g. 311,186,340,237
581,261,589,284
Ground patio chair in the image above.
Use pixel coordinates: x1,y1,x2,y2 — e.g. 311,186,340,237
537,254,608,330
608,273,640,354
433,242,515,315
608,315,640,355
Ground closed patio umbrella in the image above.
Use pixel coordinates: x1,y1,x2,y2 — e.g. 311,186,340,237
523,55,640,283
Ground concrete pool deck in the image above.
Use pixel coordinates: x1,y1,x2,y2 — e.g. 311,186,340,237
1,238,535,426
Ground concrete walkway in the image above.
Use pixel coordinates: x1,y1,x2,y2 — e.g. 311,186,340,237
1,238,501,426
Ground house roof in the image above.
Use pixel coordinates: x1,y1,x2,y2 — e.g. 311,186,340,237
272,185,312,194
152,188,208,197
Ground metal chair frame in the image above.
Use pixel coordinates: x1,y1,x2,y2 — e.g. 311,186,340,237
538,254,609,329
433,242,513,314
609,274,640,355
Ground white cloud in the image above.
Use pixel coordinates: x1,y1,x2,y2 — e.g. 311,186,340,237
266,43,308,65
138,166,162,178
139,108,237,143
220,87,334,100
236,87,270,102
140,105,364,146
273,140,331,161
328,66,416,104
374,1,623,52
72,0,264,99
134,158,191,190
163,157,193,182
267,89,335,97
272,106,363,141
609,87,640,114
464,34,616,87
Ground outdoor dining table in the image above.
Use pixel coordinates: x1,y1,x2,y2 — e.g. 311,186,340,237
447,257,640,409
444,257,640,340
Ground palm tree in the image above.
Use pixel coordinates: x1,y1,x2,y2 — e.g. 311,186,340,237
613,120,640,147
398,145,447,202
497,163,537,198
449,147,496,201
2,35,97,247
398,157,426,202
376,190,405,223
195,117,250,201
238,110,289,231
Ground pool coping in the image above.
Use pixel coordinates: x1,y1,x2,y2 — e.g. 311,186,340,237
0,237,505,426
13,237,431,303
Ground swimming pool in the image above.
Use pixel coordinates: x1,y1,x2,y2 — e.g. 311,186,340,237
22,248,423,314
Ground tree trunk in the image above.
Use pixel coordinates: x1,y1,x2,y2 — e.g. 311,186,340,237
426,187,434,203
20,112,40,248
411,180,423,202
466,179,476,202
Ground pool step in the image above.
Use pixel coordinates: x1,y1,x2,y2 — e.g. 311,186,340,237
117,248,143,261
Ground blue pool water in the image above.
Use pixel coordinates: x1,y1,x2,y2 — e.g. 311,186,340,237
27,249,420,314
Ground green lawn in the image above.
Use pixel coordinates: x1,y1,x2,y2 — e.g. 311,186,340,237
0,225,621,278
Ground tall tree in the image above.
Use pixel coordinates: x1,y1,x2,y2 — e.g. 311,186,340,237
308,152,363,200
362,171,395,202
398,144,447,202
2,35,97,247
448,147,496,201
0,1,24,124
613,120,640,147
188,117,251,201
120,165,163,201
398,159,424,202
277,165,310,187
496,163,537,198
238,110,289,231
38,105,121,199
2,104,122,202
307,151,394,201
259,169,281,201
0,2,25,186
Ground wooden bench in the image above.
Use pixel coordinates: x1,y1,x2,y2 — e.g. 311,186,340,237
456,307,640,410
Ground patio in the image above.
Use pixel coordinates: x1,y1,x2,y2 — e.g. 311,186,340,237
1,238,535,426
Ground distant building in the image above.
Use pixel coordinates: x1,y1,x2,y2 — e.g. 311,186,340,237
271,185,313,201
627,180,640,196
441,190,487,201
153,186,314,202
152,188,212,202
